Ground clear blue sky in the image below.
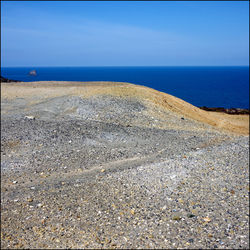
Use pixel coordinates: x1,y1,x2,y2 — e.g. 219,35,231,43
1,1,249,67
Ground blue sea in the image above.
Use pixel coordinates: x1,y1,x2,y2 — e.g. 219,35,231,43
1,66,249,109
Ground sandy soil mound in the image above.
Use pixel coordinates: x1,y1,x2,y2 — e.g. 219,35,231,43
1,81,248,135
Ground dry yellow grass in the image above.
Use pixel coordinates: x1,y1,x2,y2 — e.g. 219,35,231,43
1,81,249,135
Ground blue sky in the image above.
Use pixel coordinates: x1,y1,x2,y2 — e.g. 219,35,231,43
1,1,249,67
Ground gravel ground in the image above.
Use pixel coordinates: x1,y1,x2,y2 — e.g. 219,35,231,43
1,94,249,249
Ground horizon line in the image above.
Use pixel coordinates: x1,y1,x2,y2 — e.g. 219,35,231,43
2,65,249,68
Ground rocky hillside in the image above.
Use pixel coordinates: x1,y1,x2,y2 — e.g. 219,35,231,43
1,81,249,135
1,81,249,249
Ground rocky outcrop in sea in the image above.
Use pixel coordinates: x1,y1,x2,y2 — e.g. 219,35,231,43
28,70,37,76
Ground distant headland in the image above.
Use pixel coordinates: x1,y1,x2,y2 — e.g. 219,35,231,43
0,75,20,83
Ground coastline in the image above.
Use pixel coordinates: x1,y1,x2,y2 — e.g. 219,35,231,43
199,106,249,115
1,75,20,83
1,65,249,109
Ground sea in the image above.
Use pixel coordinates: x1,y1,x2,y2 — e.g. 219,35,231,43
1,66,249,109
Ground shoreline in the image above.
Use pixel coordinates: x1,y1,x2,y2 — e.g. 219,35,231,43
199,106,249,115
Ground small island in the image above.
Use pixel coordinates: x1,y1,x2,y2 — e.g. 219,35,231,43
28,70,37,76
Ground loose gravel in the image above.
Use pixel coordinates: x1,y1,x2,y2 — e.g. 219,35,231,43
1,94,249,249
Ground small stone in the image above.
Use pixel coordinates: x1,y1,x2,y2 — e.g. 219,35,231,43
101,169,105,173
130,209,135,215
25,115,35,120
203,217,211,222
187,213,195,218
27,198,33,202
13,181,18,184
178,198,184,203
191,209,198,215
105,238,112,244
173,215,181,221
161,205,167,211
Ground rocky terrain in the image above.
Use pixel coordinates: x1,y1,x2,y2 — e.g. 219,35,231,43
199,106,249,115
1,81,249,249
